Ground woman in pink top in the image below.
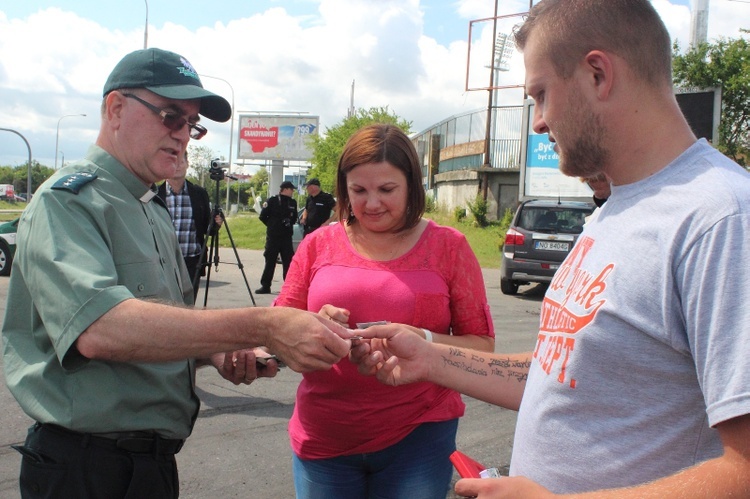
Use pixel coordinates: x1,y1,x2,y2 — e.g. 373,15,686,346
275,124,495,498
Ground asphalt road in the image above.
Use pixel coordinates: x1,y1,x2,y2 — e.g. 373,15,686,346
0,246,545,498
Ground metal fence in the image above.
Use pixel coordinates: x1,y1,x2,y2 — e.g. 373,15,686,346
411,105,523,184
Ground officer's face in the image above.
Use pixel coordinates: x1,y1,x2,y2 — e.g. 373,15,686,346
109,90,200,186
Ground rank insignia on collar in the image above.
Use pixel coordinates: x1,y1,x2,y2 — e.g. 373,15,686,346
51,172,98,194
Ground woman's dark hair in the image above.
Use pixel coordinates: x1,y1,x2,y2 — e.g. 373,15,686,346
335,123,425,232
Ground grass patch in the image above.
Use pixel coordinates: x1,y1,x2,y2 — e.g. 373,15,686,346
219,209,507,269
0,201,26,222
217,211,267,251
0,203,507,269
424,211,505,269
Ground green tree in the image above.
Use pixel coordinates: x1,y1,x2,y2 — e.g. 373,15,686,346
308,107,412,192
0,166,13,184
247,167,269,201
673,33,750,165
187,145,216,187
2,161,55,195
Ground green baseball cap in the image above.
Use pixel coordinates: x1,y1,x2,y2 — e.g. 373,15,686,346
103,48,231,123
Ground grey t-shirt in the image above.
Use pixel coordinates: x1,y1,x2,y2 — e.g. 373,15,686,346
511,139,750,492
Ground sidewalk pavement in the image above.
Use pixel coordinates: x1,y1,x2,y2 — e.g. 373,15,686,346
0,247,544,498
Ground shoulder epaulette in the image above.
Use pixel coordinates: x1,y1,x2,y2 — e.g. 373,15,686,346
51,172,98,194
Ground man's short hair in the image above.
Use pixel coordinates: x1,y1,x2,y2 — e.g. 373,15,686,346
513,0,672,87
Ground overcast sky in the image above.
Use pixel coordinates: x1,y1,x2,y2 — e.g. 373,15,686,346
0,0,746,172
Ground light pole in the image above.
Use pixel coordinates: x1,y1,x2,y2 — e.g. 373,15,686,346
198,74,235,208
59,151,64,168
0,128,33,201
143,0,149,49
55,114,86,170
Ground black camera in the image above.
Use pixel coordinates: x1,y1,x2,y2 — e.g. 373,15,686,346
209,158,229,181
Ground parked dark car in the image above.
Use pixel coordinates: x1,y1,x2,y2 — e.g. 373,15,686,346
0,217,19,276
500,199,594,295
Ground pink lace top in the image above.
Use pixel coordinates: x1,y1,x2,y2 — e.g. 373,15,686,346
275,220,494,459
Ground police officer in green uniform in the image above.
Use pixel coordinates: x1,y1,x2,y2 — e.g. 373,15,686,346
2,48,353,499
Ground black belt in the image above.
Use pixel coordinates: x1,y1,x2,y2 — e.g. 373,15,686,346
38,423,184,455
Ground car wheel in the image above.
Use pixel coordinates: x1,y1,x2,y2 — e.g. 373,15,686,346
500,278,519,295
0,240,13,276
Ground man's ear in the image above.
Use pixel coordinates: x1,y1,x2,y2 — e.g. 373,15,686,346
583,50,614,100
105,91,125,128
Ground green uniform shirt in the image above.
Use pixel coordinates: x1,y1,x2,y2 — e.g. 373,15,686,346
2,145,198,439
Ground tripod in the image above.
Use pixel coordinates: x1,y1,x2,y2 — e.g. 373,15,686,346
195,169,256,307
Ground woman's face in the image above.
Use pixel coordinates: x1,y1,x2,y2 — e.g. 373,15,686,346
346,161,408,234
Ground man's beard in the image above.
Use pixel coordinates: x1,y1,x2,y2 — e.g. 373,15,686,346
556,91,609,179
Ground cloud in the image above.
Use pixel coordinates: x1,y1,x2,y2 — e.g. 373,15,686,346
0,0,746,169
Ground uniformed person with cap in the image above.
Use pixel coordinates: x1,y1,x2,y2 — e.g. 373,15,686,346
300,177,336,237
2,48,353,498
256,180,298,294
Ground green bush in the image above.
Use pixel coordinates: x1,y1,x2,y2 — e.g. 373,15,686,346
466,194,489,227
499,207,513,232
425,195,436,213
454,206,466,222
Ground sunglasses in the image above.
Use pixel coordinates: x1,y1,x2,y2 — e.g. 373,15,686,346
123,93,208,140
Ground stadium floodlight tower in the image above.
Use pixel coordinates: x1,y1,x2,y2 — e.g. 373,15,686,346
689,0,709,47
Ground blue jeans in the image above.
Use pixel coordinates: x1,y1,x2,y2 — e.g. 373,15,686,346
292,419,458,499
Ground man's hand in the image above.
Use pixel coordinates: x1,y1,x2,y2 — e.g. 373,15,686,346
455,476,554,499
210,347,280,385
264,308,357,372
351,323,432,386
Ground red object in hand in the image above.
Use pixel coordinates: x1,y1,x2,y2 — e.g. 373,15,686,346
450,450,487,479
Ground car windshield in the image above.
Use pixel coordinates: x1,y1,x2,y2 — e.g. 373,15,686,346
518,206,590,234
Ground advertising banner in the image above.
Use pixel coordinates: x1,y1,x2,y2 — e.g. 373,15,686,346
520,100,592,199
238,115,319,161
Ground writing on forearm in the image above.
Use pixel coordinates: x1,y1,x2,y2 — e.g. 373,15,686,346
441,355,488,376
449,347,466,358
445,348,530,383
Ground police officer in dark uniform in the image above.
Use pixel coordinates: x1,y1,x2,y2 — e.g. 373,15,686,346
300,177,336,237
256,181,298,294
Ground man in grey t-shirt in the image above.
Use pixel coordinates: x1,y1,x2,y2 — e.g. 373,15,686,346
351,1,750,497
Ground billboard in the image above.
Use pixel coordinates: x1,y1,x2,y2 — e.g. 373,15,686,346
519,100,592,200
237,115,319,161
675,87,721,143
518,87,722,200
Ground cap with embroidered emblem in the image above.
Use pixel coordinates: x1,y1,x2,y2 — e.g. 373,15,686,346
103,48,231,123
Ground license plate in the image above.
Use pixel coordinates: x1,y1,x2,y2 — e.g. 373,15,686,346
535,241,569,251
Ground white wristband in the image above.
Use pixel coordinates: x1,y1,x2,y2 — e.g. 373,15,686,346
422,329,433,343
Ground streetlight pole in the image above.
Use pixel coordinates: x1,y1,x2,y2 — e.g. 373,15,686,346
55,114,86,170
143,0,149,49
0,128,33,201
198,74,235,208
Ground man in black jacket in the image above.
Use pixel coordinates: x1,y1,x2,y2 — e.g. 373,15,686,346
157,151,220,301
300,177,336,237
256,181,298,294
